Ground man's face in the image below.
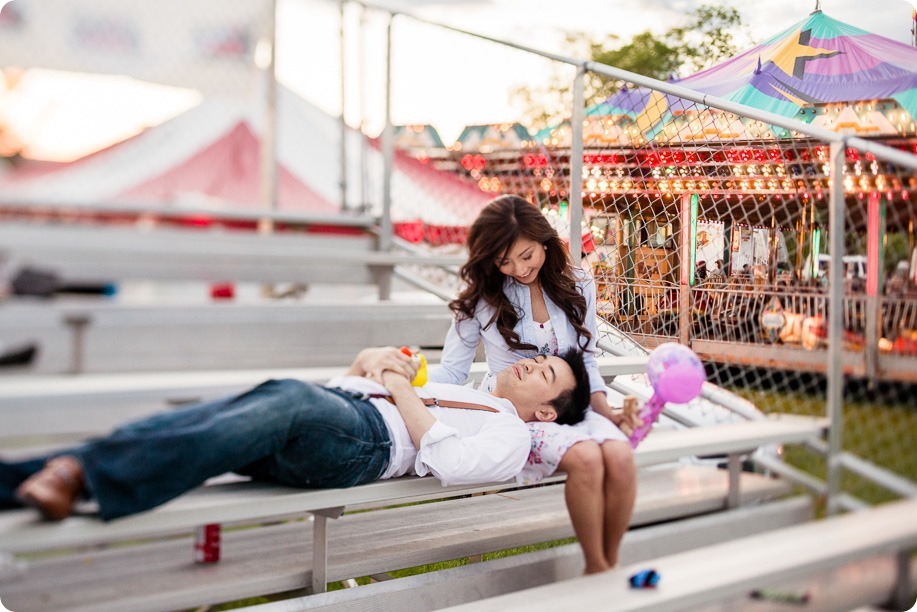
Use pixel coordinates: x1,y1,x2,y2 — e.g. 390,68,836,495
492,355,575,422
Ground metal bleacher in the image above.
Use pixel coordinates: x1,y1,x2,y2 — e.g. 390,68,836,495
0,215,910,611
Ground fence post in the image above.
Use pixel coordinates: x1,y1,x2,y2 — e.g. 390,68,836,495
679,193,693,345
259,0,278,234
865,192,884,381
568,66,586,268
825,140,847,515
339,0,348,211
378,12,394,300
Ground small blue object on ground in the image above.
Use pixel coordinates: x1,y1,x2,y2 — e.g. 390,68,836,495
628,568,660,588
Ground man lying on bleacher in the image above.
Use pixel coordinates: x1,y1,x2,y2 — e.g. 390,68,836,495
3,346,590,522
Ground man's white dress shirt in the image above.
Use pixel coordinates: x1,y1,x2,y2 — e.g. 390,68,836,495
325,376,530,486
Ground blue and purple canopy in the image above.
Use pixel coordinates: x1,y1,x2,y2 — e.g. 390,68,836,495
679,10,917,119
588,10,917,135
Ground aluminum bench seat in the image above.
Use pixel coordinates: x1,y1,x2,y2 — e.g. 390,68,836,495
0,301,456,374
259,497,817,612
442,497,917,612
0,414,824,598
0,465,795,612
0,222,464,287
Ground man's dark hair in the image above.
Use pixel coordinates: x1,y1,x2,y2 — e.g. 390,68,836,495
549,349,591,426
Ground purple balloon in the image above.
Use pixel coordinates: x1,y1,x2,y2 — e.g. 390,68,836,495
647,343,706,402
629,343,706,448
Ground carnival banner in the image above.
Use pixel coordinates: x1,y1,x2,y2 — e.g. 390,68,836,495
695,220,725,269
730,226,770,275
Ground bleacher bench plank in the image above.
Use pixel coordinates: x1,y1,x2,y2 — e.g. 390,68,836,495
0,356,649,409
267,498,815,612
634,414,827,467
0,467,795,612
0,413,821,555
0,223,466,285
0,301,455,374
443,497,917,612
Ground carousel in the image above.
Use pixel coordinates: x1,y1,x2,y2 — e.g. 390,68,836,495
439,9,917,382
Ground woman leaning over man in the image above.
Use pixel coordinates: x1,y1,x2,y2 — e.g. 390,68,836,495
428,194,639,574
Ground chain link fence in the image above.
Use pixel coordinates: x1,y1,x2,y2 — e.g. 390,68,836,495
372,7,917,508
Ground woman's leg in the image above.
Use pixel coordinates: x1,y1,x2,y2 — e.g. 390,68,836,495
558,441,610,574
600,440,637,568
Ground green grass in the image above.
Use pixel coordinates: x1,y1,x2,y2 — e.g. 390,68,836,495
323,537,579,591
727,385,916,504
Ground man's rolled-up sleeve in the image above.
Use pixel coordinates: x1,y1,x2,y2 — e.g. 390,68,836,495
413,415,530,486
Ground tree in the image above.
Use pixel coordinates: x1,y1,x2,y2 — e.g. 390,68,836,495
591,31,681,82
511,2,750,133
668,3,748,74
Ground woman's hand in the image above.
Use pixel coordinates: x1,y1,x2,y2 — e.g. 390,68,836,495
608,407,643,437
591,391,642,436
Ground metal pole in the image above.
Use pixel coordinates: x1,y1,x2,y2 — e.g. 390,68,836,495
825,140,847,515
357,6,369,209
339,1,348,211
64,314,91,375
679,193,692,345
259,0,278,233
568,66,586,268
378,14,394,300
865,192,884,382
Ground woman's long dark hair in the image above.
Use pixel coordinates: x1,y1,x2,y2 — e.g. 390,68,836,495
449,194,591,352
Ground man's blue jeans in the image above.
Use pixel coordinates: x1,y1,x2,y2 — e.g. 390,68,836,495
0,379,392,520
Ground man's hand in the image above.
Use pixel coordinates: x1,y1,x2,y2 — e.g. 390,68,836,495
379,369,412,392
380,368,436,449
347,347,417,382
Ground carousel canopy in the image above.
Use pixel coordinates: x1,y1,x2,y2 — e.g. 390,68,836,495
456,123,533,151
584,10,917,139
678,10,917,121
394,124,445,151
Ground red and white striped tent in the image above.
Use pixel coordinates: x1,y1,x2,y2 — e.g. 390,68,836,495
0,87,490,244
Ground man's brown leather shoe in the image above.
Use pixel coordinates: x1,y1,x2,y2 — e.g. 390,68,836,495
15,456,85,521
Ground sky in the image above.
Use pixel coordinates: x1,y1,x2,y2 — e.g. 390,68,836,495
2,0,916,160
395,0,915,48
281,0,917,143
